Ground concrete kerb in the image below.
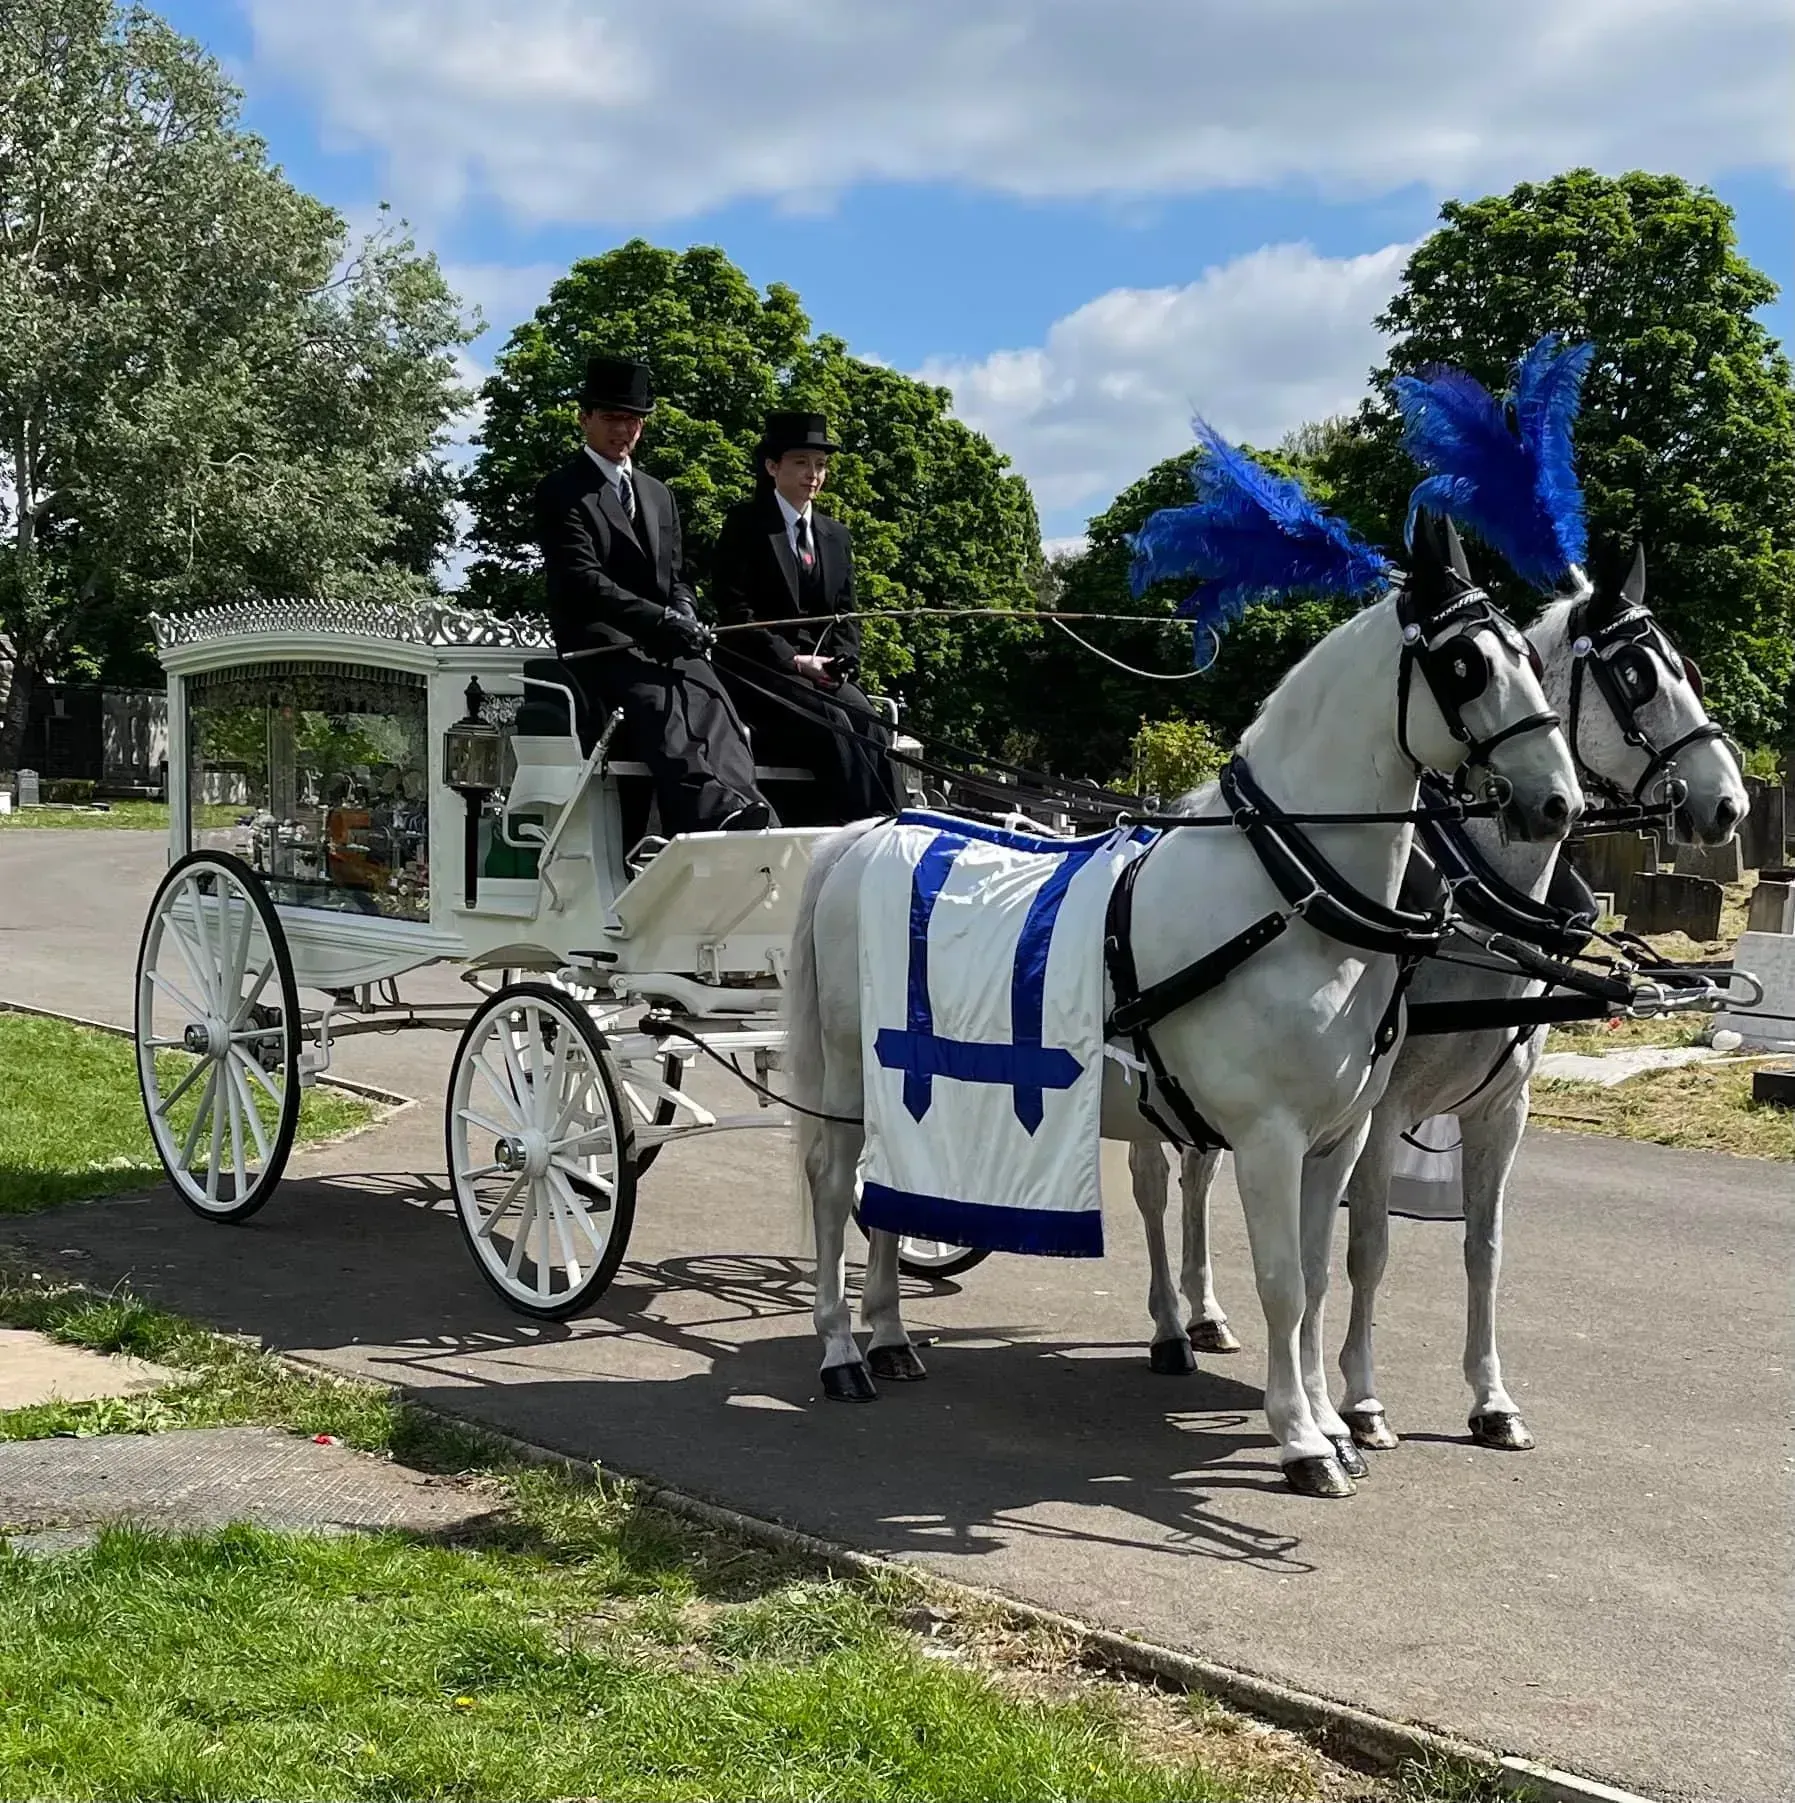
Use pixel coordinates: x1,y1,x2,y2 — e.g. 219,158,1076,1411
273,1350,1659,1803
0,998,416,1113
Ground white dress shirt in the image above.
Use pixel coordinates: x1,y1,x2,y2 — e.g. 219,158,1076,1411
584,445,635,509
774,489,815,559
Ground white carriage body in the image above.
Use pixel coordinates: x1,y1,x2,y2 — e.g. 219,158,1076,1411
151,599,831,1008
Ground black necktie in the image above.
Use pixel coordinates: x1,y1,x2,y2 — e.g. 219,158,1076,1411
617,469,636,520
795,515,814,570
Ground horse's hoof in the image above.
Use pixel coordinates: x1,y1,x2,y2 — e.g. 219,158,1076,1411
1189,1318,1242,1355
1345,1408,1400,1451
1469,1410,1534,1451
1283,1455,1356,1499
821,1363,878,1403
868,1344,928,1383
1329,1435,1370,1480
1149,1337,1197,1375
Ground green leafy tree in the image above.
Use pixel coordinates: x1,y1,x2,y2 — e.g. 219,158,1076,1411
1128,715,1225,801
0,0,472,767
462,240,1042,742
1317,170,1795,744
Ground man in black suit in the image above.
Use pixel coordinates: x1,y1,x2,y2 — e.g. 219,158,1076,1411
712,411,897,825
534,354,773,835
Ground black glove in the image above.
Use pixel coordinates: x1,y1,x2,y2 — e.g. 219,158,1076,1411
824,653,860,686
647,608,713,661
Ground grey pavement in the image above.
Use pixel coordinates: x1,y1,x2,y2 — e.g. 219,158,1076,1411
3,828,1792,1803
0,1425,504,1543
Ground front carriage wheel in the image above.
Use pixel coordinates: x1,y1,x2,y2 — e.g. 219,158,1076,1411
447,983,637,1320
134,850,301,1223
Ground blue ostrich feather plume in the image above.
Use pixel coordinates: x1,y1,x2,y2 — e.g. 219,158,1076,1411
1129,420,1393,667
1396,336,1594,588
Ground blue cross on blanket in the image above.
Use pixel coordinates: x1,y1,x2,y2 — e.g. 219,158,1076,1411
872,826,1097,1133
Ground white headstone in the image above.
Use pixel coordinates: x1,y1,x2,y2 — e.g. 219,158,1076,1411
1715,930,1795,1051
17,768,39,807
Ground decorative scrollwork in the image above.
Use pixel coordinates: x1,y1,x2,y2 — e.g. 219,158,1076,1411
150,598,554,653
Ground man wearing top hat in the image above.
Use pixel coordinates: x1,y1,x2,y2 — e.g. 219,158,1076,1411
534,354,774,835
711,410,897,825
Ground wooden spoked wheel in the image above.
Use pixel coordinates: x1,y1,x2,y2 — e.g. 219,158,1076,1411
446,983,637,1319
134,850,301,1222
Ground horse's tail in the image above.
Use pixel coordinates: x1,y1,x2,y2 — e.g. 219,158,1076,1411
786,819,882,1256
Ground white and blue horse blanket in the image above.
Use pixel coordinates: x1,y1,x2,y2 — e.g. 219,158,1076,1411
856,812,1155,1257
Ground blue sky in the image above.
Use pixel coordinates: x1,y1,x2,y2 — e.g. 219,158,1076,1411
157,0,1792,553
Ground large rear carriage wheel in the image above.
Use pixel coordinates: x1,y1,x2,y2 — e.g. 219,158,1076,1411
447,983,637,1319
134,850,301,1222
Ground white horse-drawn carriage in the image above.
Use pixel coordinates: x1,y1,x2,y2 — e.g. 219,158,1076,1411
134,597,978,1317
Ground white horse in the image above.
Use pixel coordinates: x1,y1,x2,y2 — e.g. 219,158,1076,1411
787,513,1584,1497
1133,553,1747,1453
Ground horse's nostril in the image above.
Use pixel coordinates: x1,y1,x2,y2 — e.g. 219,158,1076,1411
1715,796,1742,828
1541,792,1570,825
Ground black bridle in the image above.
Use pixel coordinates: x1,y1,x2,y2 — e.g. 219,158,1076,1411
1565,598,1727,813
1393,578,1561,788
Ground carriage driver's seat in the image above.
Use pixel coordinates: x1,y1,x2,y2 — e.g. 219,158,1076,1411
512,656,824,849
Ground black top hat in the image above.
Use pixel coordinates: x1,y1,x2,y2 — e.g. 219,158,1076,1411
759,410,839,459
579,354,654,415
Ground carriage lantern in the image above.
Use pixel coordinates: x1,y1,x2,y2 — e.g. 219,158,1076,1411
444,677,503,908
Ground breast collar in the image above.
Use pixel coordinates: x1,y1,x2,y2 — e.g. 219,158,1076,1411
1564,600,1727,808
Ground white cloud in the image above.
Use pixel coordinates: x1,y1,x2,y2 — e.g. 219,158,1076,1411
246,0,1792,227
439,260,562,347
924,241,1412,536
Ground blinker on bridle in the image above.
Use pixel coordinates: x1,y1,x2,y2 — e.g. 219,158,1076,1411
1393,578,1558,789
1565,554,1726,809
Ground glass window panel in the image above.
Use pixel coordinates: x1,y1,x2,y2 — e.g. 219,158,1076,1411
187,662,430,921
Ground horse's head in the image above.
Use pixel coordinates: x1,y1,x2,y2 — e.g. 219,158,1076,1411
1531,545,1747,846
1396,511,1583,844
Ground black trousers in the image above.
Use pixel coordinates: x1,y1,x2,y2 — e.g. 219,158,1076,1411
723,663,899,826
575,653,774,836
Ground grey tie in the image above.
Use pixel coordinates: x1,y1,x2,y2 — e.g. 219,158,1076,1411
617,469,636,520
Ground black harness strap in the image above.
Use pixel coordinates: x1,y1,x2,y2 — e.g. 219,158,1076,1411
1104,854,1232,1150
1415,776,1596,960
1405,994,1618,1034
1220,760,1450,958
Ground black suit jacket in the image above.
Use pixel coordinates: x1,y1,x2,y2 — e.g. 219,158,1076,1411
712,491,858,673
534,451,699,658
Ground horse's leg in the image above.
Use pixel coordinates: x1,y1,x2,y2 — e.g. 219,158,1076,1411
1131,1141,1195,1374
1338,1113,1401,1450
862,1226,927,1382
1179,1148,1240,1353
807,1117,876,1401
1460,1099,1534,1451
1230,1121,1353,1497
1297,1124,1371,1481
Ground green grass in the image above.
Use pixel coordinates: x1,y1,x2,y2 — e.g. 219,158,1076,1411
0,1269,1509,1801
0,800,244,831
1531,1060,1795,1161
0,1272,1382,1803
0,1012,375,1214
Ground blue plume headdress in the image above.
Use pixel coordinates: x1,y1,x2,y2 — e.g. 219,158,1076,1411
1395,335,1594,590
1129,420,1394,669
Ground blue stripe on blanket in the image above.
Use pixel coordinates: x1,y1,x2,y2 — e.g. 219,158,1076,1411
859,1180,1104,1258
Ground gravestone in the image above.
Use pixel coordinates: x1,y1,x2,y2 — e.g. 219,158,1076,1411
1675,838,1745,885
1741,781,1787,870
1715,931,1795,1050
1746,881,1795,936
1625,871,1723,940
1573,831,1655,913
16,767,38,807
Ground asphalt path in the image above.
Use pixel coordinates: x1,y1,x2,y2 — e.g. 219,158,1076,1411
2,829,1790,1803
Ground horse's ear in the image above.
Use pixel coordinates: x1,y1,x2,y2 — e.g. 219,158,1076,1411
1407,507,1472,617
1620,541,1647,609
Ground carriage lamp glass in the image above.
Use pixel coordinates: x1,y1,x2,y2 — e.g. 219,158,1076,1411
444,678,504,795
445,678,503,908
